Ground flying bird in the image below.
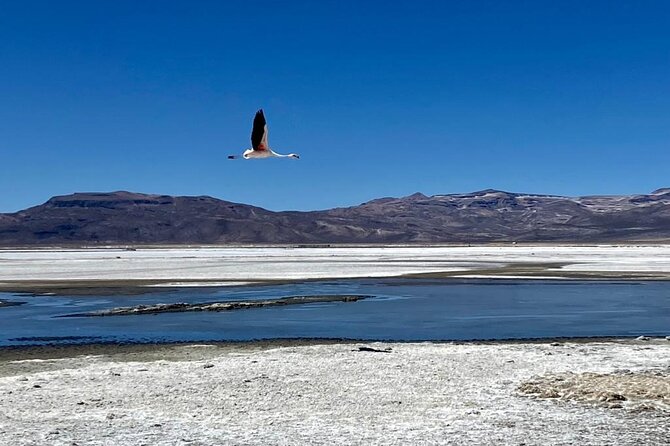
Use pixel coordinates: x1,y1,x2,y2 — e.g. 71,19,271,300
228,109,300,160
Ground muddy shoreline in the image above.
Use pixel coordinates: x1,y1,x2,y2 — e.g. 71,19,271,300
2,336,667,363
3,265,670,297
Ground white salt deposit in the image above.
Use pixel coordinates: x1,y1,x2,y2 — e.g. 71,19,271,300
1,245,670,283
0,340,669,445
146,281,254,287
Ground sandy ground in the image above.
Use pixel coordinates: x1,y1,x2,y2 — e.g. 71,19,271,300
1,339,669,445
2,245,670,294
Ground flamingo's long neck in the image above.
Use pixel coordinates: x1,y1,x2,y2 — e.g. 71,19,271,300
271,151,299,158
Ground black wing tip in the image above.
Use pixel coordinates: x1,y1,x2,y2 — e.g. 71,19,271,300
253,109,265,124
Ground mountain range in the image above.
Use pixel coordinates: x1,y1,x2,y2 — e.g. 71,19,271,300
1,188,669,245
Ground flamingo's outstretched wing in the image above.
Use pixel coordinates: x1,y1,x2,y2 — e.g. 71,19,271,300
251,109,269,151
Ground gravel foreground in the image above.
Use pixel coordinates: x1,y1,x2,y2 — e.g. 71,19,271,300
1,339,669,445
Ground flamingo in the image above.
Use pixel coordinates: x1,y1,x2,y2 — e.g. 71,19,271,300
228,109,300,160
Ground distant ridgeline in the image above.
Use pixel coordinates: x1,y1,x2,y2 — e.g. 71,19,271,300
1,189,669,245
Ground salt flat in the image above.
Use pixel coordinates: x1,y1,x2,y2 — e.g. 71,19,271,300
1,245,670,291
0,340,668,445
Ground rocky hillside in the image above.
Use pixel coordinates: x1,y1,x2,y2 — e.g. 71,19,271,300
0,189,669,245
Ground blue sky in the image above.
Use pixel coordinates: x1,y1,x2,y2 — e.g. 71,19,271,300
1,1,669,212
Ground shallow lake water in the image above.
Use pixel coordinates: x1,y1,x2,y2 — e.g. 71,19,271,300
1,279,669,346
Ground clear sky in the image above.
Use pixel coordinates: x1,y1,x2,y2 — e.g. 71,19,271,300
1,1,669,212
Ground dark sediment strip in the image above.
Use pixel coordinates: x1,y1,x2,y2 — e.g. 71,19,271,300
9,335,104,342
0,300,26,308
60,294,371,317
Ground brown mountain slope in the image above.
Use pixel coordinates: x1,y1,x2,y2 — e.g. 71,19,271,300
0,189,669,245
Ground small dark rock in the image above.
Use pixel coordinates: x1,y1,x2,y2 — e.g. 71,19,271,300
356,346,392,353
605,393,627,402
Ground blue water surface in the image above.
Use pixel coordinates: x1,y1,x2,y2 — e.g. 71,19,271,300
1,279,668,346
